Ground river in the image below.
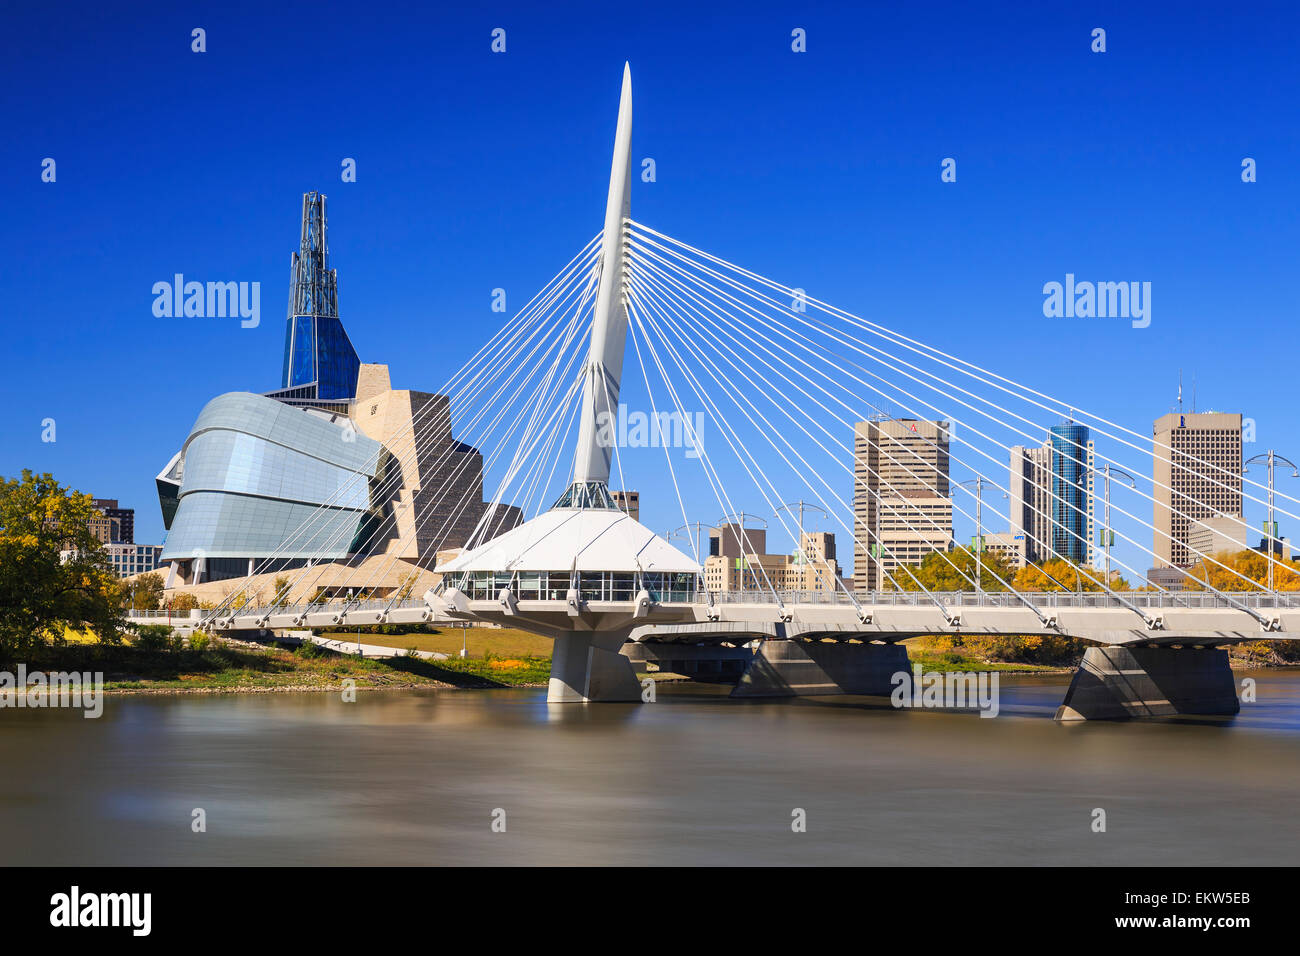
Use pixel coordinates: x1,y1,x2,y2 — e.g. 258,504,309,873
2,671,1298,865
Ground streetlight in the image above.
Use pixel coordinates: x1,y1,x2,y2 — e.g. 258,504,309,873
956,477,985,596
715,512,768,591
775,500,829,589
667,521,711,564
1243,450,1299,591
1091,463,1137,586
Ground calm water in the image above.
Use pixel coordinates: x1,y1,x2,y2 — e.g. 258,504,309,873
2,672,1298,866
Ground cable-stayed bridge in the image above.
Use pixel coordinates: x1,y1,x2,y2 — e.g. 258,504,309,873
189,65,1299,721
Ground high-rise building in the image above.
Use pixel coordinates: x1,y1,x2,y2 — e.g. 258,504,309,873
1008,444,1052,563
1008,427,1095,567
1153,412,1243,567
91,498,134,544
853,418,952,591
1049,422,1095,565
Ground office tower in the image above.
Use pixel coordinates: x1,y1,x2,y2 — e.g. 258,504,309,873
91,498,134,544
1153,412,1243,567
1050,422,1095,565
853,418,952,591
1008,444,1052,563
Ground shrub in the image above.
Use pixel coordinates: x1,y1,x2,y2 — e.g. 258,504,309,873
134,624,173,651
188,631,212,652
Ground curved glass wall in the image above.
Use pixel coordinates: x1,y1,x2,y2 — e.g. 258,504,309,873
161,392,382,562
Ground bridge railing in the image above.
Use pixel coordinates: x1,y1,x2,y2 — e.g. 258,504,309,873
707,590,1296,610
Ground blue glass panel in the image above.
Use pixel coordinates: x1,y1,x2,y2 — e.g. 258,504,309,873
1050,424,1090,563
288,315,317,388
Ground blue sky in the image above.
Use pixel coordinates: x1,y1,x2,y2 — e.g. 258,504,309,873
3,1,1297,576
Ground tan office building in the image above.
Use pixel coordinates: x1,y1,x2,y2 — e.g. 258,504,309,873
1153,412,1243,567
853,418,952,591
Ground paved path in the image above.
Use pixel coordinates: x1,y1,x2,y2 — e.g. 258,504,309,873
295,632,449,661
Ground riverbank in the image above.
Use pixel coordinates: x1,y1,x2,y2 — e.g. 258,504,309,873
10,638,550,693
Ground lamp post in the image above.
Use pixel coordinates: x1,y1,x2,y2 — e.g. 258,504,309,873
716,512,768,591
775,500,829,590
956,477,984,596
1092,463,1137,586
667,521,710,564
1243,450,1299,591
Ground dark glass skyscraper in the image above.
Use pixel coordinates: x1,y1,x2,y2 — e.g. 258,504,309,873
1050,422,1093,563
279,192,360,401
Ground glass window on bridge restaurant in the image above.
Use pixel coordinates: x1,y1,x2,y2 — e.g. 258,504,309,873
458,570,697,602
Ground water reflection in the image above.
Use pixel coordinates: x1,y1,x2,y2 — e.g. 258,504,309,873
0,671,1297,866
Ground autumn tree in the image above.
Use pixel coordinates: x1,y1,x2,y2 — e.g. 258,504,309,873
884,546,1017,591
1181,549,1300,592
0,470,125,659
1011,558,1128,592
124,571,164,610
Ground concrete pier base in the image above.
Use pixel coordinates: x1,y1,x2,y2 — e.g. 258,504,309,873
548,631,642,702
1054,646,1240,721
731,640,910,698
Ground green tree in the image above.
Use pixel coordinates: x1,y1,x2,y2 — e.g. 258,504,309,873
126,571,165,610
0,470,125,659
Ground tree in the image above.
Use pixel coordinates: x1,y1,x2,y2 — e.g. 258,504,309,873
166,591,199,612
0,470,125,659
125,571,164,610
1181,549,1300,592
885,546,1016,592
1012,558,1128,592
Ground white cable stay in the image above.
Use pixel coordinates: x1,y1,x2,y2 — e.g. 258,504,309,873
629,221,1299,518
624,235,1280,626
627,230,1286,607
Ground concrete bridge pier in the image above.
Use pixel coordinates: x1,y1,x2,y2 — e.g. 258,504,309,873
1054,646,1240,721
731,639,910,698
548,629,643,703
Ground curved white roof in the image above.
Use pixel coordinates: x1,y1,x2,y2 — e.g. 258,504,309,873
438,508,701,575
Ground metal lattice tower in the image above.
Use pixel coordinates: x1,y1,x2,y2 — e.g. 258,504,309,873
290,191,338,320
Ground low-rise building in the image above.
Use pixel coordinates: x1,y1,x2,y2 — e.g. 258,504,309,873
703,523,841,592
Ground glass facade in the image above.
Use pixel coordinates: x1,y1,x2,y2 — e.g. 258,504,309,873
1050,423,1092,563
453,570,697,603
281,315,360,401
160,392,382,562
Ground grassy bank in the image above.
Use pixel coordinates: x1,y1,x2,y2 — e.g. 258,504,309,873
12,638,548,693
314,625,553,660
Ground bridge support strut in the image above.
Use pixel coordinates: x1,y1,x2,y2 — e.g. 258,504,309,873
548,629,642,703
1054,646,1240,721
